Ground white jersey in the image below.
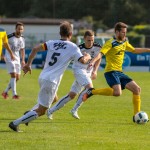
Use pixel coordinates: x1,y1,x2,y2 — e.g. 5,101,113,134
72,42,101,73
39,39,83,84
5,33,25,63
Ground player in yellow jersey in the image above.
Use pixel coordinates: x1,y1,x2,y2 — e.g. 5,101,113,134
83,22,150,122
0,28,15,61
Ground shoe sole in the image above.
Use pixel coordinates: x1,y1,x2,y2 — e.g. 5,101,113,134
48,116,53,120
9,122,23,132
2,93,9,99
47,109,53,120
47,113,53,120
70,111,80,119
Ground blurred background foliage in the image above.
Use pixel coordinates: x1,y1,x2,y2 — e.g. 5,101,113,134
0,0,150,47
0,0,150,28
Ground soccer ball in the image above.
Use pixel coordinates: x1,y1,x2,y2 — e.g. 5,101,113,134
134,111,149,124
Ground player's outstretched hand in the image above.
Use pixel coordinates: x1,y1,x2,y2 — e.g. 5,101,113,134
21,60,26,68
83,52,91,60
23,65,31,76
87,62,94,70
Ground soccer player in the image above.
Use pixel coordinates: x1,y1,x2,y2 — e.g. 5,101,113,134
47,30,101,119
2,22,25,99
82,22,150,122
0,28,15,61
8,21,91,132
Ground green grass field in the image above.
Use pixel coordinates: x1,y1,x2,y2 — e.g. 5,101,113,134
0,69,150,150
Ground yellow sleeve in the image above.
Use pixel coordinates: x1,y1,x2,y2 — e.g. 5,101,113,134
126,41,135,52
100,40,112,55
2,31,8,43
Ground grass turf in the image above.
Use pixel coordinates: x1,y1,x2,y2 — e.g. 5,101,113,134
0,69,150,150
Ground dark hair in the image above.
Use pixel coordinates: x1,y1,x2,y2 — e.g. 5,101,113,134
84,30,94,38
16,22,24,29
60,21,72,37
114,22,127,32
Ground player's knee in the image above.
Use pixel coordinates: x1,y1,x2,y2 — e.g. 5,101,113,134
134,86,141,95
11,74,16,78
70,94,76,99
16,77,20,81
69,92,76,99
37,110,46,116
35,108,47,116
113,91,122,96
53,95,58,102
15,74,20,81
138,86,141,93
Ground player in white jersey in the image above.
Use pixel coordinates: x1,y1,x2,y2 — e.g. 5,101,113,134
2,22,25,99
8,21,91,132
47,30,101,120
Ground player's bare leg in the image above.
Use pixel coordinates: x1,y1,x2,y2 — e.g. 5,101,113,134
52,94,58,104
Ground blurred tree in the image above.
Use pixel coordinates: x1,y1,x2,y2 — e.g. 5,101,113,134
0,0,150,28
104,0,146,27
0,0,31,17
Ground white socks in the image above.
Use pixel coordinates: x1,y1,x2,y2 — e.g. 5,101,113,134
10,78,17,96
71,88,88,112
5,78,17,95
4,82,11,93
48,95,71,114
13,111,38,126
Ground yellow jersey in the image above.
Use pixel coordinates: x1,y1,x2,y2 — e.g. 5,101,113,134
0,28,8,56
101,37,135,72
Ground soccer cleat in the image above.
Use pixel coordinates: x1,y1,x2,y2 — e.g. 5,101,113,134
70,110,80,119
12,95,20,99
47,109,53,120
82,88,94,102
48,114,53,120
9,122,20,132
2,92,9,99
24,111,30,126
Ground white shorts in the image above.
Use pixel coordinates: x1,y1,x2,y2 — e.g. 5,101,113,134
70,80,84,94
37,79,59,108
71,69,92,94
6,61,21,74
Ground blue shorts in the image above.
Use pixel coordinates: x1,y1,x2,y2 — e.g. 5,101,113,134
104,71,132,90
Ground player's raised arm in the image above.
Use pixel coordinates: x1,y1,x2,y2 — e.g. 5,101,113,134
20,48,25,67
133,48,150,54
88,52,103,69
23,44,44,75
91,58,101,80
78,52,91,64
